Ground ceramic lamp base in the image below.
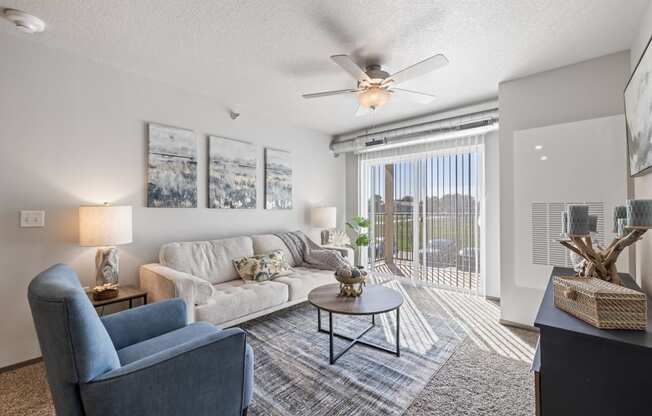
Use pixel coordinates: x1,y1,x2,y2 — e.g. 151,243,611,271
95,247,119,286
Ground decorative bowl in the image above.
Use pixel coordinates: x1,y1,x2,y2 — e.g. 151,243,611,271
335,267,367,297
92,288,119,301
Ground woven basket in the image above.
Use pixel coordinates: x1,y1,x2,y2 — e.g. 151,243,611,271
553,276,647,330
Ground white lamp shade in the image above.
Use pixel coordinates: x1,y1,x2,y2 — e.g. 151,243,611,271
310,206,337,228
79,205,133,247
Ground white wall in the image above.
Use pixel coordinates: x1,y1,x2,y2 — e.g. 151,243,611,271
631,2,652,295
499,51,631,326
0,34,345,368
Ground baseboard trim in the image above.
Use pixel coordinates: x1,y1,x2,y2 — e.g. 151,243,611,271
499,319,539,333
0,357,42,374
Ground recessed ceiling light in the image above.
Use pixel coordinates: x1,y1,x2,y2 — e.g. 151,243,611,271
540,156,548,161
535,145,543,150
2,9,46,34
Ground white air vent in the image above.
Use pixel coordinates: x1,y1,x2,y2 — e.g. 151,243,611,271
531,202,605,267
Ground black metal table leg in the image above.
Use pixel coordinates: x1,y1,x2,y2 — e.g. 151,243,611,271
329,312,334,365
396,307,400,357
318,308,401,365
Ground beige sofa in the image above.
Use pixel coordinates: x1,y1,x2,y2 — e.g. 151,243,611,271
140,234,351,327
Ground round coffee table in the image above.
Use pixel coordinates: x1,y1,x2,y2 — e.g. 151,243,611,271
308,283,403,365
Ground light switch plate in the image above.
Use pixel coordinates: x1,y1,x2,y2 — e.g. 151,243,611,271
20,210,45,228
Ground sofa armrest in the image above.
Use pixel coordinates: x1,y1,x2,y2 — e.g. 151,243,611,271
140,264,214,323
101,299,186,350
80,328,247,416
321,245,354,266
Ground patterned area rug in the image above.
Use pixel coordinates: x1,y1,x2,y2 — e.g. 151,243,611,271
0,278,538,416
242,278,465,415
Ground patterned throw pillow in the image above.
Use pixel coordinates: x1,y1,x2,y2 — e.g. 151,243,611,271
233,250,293,282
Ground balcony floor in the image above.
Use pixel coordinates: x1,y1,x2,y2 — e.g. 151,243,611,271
372,259,479,293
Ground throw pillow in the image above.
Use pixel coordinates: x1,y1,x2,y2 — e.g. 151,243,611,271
233,250,293,282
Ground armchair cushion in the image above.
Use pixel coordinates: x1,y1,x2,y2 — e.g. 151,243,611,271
81,328,249,416
101,298,187,350
116,323,255,410
117,322,218,365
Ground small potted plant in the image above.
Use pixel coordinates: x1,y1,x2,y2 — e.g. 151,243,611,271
346,215,370,268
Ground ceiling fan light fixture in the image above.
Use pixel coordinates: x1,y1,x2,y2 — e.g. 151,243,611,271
358,87,391,109
2,9,46,34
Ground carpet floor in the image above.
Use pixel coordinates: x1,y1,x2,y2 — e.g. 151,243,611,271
0,280,538,416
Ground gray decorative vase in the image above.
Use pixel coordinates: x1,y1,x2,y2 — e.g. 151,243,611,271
588,215,598,233
613,205,627,233
561,212,568,237
617,218,628,237
626,199,652,228
567,205,590,236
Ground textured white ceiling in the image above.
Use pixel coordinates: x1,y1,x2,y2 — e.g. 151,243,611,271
0,0,648,135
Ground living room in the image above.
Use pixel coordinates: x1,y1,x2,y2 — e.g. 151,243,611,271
2,1,652,415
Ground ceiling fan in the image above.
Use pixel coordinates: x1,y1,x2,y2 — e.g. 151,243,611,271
302,53,448,116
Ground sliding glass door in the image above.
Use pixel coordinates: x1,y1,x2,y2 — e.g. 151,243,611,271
359,138,484,294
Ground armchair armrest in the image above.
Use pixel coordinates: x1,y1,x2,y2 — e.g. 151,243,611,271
80,328,247,416
140,263,215,323
101,299,186,350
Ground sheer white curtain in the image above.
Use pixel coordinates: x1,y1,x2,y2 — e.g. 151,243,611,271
356,134,485,295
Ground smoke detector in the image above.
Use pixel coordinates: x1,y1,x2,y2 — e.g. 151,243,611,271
3,9,46,34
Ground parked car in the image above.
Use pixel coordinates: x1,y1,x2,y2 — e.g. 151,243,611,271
370,236,398,261
420,239,457,268
457,247,479,272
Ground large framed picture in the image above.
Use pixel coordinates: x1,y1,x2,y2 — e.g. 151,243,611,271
625,35,652,177
147,123,197,208
264,148,292,209
208,136,257,209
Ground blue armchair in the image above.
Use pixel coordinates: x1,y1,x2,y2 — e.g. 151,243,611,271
28,264,254,416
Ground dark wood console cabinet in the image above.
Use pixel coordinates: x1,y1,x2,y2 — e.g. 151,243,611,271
533,267,652,415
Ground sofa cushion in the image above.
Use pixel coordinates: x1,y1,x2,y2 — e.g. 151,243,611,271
274,267,335,300
233,250,292,282
195,280,289,325
159,237,254,284
251,234,295,266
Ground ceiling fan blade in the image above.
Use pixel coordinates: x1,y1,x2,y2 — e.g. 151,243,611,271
331,55,371,82
302,89,359,99
391,88,436,104
384,53,449,86
355,105,374,117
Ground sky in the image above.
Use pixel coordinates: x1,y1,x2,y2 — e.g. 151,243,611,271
365,151,481,204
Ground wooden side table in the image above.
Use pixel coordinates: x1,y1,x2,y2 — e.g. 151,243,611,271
89,286,148,315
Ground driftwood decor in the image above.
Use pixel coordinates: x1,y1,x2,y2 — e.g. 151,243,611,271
559,229,647,285
558,200,652,285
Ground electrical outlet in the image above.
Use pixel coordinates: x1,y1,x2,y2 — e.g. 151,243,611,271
20,210,45,228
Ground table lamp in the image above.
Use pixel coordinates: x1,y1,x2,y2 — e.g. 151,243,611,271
310,206,337,245
79,204,133,290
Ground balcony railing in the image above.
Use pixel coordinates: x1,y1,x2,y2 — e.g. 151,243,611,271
370,211,479,290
